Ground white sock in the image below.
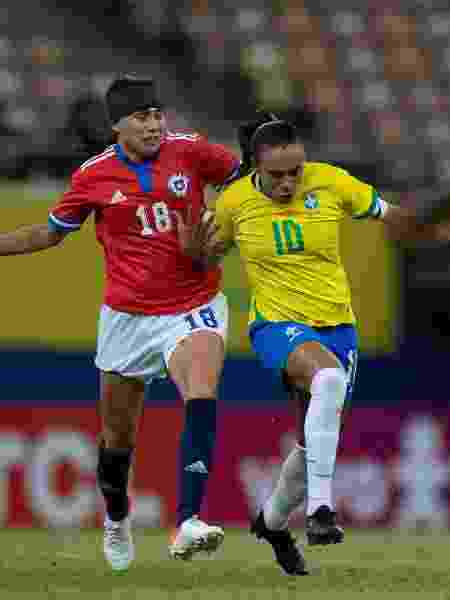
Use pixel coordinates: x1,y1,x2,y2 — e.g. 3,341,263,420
304,368,347,516
263,445,306,530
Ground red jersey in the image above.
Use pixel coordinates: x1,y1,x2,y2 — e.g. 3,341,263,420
49,133,239,315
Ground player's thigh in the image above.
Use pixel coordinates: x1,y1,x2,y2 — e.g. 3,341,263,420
166,293,228,401
250,321,341,391
98,371,145,447
95,304,168,385
169,331,225,401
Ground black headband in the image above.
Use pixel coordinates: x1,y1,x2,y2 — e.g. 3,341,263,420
106,75,163,125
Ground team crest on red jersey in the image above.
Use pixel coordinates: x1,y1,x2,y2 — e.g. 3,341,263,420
168,173,190,198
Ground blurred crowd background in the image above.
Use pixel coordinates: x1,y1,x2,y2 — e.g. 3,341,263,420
1,0,450,185
1,1,450,530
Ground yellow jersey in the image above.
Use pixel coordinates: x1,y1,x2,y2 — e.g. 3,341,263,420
214,162,382,327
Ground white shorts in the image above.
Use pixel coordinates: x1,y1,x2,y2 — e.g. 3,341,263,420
95,292,228,384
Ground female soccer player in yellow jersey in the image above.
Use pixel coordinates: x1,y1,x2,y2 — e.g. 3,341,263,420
178,115,449,575
214,119,377,561
177,115,450,576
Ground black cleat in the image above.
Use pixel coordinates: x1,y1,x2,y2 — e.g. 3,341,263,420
251,511,308,576
306,505,344,546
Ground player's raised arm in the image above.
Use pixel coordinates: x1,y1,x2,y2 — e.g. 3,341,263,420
0,223,65,255
335,168,450,243
337,173,418,235
409,188,450,225
379,201,450,244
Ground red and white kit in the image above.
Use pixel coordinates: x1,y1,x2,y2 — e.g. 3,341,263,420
49,133,238,382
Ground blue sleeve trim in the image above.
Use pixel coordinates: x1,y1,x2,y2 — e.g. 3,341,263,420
48,213,81,233
353,190,382,220
223,162,241,185
212,163,242,192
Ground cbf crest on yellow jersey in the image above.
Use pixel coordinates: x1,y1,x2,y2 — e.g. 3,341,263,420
214,162,382,328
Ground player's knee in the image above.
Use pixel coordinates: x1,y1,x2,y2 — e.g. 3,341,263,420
102,424,137,448
313,367,347,396
185,384,218,401
310,367,347,422
184,373,219,401
286,346,323,388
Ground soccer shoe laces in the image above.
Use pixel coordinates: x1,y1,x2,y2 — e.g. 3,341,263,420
104,521,127,546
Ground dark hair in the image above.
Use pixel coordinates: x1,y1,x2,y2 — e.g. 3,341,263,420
249,120,298,162
237,112,278,171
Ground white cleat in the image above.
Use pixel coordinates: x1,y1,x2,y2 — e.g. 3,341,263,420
169,515,224,561
103,516,134,571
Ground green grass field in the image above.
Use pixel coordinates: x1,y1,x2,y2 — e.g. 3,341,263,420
2,528,450,599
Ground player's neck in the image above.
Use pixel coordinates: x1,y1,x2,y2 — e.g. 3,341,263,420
117,141,153,165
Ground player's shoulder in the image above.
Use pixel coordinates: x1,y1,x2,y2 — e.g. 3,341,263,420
304,161,351,184
217,173,253,205
74,145,117,179
164,130,204,147
163,131,212,162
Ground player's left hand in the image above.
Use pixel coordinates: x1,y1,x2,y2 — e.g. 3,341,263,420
174,205,220,266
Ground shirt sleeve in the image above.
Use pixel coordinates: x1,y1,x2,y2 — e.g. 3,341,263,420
336,169,383,220
48,170,96,233
213,190,235,246
193,137,240,186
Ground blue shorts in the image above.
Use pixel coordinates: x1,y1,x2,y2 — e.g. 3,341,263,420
249,321,358,400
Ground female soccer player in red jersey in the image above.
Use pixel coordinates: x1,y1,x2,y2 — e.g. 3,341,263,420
0,75,240,570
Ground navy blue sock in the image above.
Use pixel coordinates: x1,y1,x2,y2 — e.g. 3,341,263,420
176,398,217,527
97,445,133,522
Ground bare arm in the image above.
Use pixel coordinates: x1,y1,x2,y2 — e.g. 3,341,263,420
0,224,66,256
410,189,450,225
381,203,450,244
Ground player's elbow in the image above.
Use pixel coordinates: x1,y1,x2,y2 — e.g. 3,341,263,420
30,225,67,252
48,229,66,247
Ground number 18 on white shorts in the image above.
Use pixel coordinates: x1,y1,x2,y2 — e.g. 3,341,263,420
95,293,228,384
